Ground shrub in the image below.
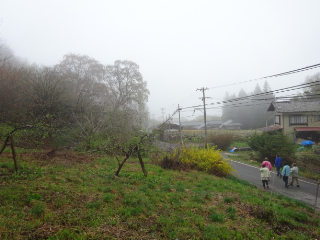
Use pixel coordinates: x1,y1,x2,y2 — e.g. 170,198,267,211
207,133,234,150
168,146,235,177
247,131,296,162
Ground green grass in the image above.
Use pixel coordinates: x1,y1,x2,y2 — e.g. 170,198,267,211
0,150,319,239
231,141,250,147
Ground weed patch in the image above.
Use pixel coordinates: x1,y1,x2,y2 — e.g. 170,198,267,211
223,196,235,203
86,201,101,209
209,212,224,222
31,202,46,216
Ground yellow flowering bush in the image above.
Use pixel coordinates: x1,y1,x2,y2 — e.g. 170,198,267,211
170,145,236,177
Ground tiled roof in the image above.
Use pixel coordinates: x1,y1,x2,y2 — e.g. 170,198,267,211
267,101,320,113
259,125,282,132
180,121,203,126
295,127,320,132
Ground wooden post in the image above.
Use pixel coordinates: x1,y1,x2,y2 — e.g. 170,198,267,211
10,136,18,172
314,179,320,210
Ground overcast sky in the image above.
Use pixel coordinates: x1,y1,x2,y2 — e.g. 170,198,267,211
1,0,320,121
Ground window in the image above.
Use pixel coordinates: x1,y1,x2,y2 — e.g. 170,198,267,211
289,116,307,125
274,115,280,125
315,115,320,122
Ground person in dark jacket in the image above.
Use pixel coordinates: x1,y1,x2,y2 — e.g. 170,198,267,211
274,154,282,178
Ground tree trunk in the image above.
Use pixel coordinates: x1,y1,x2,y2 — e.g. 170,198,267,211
137,149,147,177
0,135,10,155
10,136,18,172
115,155,129,177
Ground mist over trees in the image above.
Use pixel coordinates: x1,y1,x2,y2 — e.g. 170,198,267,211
302,72,320,100
221,81,274,129
0,42,150,150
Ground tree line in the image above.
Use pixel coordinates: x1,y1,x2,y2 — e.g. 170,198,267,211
221,81,275,129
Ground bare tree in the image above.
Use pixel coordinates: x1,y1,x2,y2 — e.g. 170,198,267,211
104,60,149,111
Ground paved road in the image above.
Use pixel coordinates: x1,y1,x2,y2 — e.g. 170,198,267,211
226,155,320,208
155,142,320,208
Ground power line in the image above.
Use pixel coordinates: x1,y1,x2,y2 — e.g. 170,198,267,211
208,63,320,89
181,80,320,110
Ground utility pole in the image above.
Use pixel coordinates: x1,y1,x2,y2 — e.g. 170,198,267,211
160,108,165,122
197,87,209,148
178,104,182,144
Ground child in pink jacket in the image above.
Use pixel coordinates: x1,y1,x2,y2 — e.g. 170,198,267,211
261,157,272,171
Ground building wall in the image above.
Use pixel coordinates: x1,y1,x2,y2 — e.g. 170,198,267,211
274,113,320,142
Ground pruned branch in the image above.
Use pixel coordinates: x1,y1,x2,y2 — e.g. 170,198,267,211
0,125,33,155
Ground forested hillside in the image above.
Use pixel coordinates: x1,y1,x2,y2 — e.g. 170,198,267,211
221,82,274,129
0,41,150,151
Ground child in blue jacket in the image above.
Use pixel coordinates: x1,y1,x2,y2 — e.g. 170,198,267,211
282,163,290,188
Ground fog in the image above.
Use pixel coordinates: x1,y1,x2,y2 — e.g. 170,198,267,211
1,0,320,121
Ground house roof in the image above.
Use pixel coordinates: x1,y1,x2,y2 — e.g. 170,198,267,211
197,120,223,129
226,123,242,126
267,101,320,113
207,120,223,125
163,123,180,129
295,127,320,132
196,119,242,129
259,125,282,132
180,121,203,126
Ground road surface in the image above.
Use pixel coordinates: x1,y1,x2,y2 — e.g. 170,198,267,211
226,154,320,208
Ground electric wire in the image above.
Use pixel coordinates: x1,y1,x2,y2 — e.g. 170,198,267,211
181,81,320,110
208,63,320,89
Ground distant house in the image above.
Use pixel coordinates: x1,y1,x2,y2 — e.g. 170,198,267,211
220,122,242,130
258,125,282,133
178,119,242,130
162,123,180,130
197,120,223,130
267,101,320,143
179,121,203,130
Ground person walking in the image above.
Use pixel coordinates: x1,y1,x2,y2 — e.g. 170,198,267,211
290,163,300,187
274,154,282,178
260,163,271,190
282,163,290,188
261,157,272,171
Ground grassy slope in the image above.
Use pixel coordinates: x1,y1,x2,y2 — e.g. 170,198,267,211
0,150,320,239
